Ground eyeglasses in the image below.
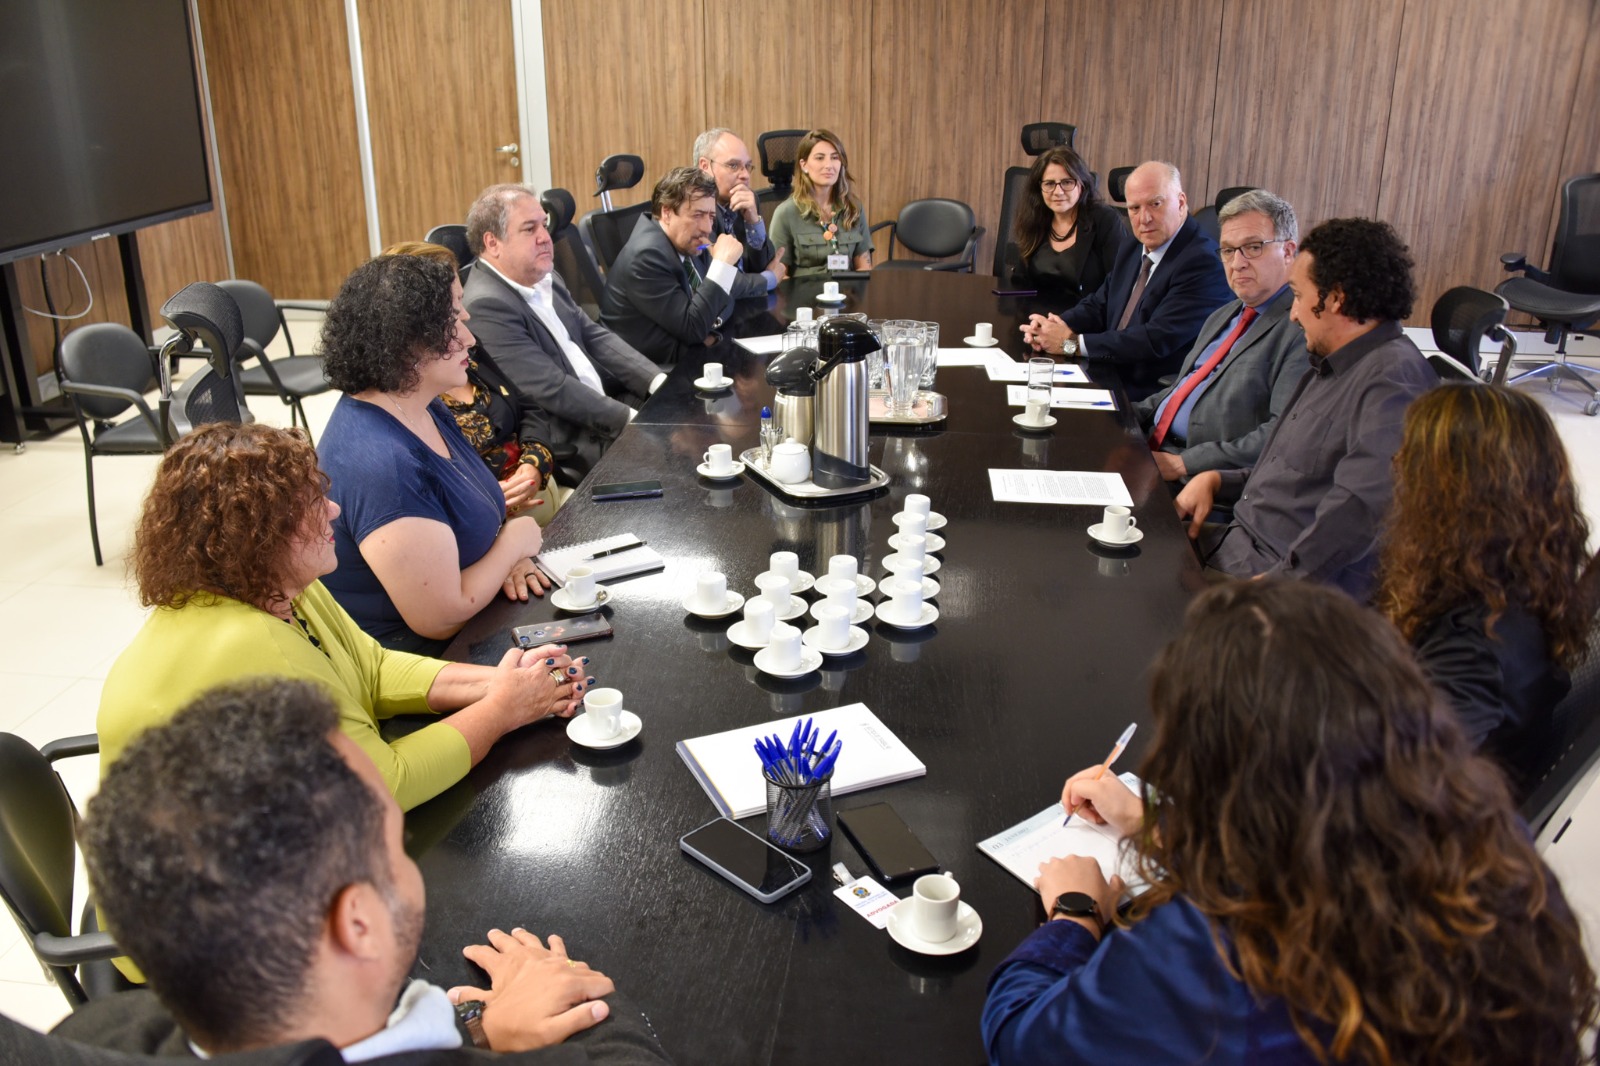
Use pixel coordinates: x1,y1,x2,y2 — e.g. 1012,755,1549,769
1040,179,1079,192
715,159,753,175
1218,239,1287,261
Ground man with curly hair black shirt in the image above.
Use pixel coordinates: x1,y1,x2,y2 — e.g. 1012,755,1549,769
1173,218,1436,600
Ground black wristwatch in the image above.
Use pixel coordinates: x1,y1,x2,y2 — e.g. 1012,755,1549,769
1050,890,1103,931
455,999,490,1049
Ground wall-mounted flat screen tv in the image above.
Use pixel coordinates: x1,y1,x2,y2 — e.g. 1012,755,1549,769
0,0,213,266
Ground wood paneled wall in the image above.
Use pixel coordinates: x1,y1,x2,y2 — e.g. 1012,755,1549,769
540,0,1600,324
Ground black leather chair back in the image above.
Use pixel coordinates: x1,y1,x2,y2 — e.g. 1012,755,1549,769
1106,165,1135,204
545,189,606,316
1020,121,1075,155
58,325,156,422
217,279,283,353
593,154,645,196
1214,185,1256,215
893,198,978,259
1521,605,1600,840
0,734,79,960
994,165,1033,278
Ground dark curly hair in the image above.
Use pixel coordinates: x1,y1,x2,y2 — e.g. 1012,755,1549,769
1297,217,1415,322
320,254,458,394
1124,580,1596,1065
83,679,387,1051
1012,147,1100,261
132,422,328,616
1378,383,1593,665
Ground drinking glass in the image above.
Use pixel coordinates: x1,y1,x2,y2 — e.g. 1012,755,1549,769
885,320,922,413
919,321,940,389
1027,356,1055,409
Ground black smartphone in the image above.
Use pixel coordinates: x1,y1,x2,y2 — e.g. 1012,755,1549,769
591,479,664,501
836,803,940,882
680,818,811,903
513,612,613,647
992,287,1037,296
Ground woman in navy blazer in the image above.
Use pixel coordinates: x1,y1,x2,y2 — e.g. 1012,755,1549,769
983,580,1596,1065
1007,147,1130,312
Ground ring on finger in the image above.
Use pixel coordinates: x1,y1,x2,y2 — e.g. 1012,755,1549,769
547,668,567,684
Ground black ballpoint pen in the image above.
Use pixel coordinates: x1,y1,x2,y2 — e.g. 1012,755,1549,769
585,540,645,561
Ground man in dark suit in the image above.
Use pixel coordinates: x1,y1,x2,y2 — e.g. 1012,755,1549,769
599,167,743,365
1022,160,1231,393
463,183,664,479
693,127,787,297
1133,189,1309,482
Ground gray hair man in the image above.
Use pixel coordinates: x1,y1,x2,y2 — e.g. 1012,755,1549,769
692,127,785,295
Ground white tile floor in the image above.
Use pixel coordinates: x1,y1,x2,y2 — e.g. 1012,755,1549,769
3,319,1599,1033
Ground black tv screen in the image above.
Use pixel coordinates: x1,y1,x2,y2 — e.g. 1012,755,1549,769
0,0,213,265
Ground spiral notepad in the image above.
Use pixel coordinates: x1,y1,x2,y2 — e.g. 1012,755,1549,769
535,533,664,584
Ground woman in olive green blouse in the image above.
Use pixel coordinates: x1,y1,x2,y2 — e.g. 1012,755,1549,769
769,128,874,277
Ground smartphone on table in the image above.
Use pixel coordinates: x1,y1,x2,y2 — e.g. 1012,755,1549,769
512,612,613,648
836,802,940,882
680,817,811,903
591,479,663,501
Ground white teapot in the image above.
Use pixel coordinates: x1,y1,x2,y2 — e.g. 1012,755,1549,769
769,437,811,485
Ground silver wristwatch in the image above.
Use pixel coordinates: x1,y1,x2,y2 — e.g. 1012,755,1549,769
1061,336,1079,356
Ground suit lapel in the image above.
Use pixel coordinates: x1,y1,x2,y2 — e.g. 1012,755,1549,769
482,266,577,378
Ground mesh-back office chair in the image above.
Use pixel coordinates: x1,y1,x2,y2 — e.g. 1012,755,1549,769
1020,121,1076,155
1193,186,1258,244
871,199,984,272
1522,608,1600,851
1106,166,1135,205
578,154,650,275
542,187,606,318
0,732,128,1006
592,153,644,211
756,129,807,226
1429,286,1515,381
993,165,1035,278
1497,173,1600,415
217,280,331,440
424,224,475,277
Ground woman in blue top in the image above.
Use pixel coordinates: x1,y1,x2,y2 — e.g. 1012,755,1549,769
983,580,1596,1066
318,255,549,654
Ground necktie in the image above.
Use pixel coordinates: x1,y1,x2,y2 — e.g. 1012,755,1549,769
1116,254,1154,330
682,256,702,293
1149,306,1260,448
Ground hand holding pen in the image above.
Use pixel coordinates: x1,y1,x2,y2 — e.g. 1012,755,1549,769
1061,723,1140,830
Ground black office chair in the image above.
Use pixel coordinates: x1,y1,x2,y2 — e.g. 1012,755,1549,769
424,223,475,277
575,154,649,274
870,199,984,272
1521,608,1600,850
1020,121,1076,155
1497,173,1600,415
542,187,606,319
993,165,1034,278
1428,286,1514,382
1193,186,1258,244
217,280,331,440
1106,165,1135,205
758,129,807,198
591,152,644,211
0,732,130,1006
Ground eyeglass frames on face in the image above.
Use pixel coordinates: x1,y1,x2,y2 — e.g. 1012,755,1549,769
1219,239,1287,261
716,159,753,174
1040,179,1078,192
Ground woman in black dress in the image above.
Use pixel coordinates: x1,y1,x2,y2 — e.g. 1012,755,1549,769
1008,147,1131,312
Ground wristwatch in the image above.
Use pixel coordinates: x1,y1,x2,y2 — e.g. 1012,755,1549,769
454,999,490,1049
1050,890,1103,930
1060,336,1079,356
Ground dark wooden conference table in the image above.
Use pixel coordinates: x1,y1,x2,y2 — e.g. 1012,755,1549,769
423,271,1202,1064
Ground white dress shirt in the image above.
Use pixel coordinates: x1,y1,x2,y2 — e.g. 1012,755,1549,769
477,260,606,396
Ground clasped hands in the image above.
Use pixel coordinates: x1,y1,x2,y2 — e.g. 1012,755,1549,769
447,928,616,1052
1020,313,1074,354
488,643,590,723
1033,766,1144,940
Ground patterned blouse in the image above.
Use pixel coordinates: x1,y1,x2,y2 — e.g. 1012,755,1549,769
440,358,555,484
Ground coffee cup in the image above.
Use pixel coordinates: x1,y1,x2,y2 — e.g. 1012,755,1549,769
912,872,961,942
883,553,926,586
693,571,728,613
703,443,734,475
770,438,811,485
740,596,774,640
883,575,925,624
822,281,842,300
812,602,851,651
897,512,928,540
702,361,724,385
582,687,624,740
795,306,814,323
816,574,858,615
826,555,859,585
1102,505,1137,542
895,533,927,564
755,572,793,615
565,565,597,607
903,493,931,520
1025,398,1050,426
769,551,800,583
767,622,802,671
973,322,994,343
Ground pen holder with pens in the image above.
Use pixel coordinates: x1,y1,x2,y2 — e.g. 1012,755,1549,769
764,771,833,852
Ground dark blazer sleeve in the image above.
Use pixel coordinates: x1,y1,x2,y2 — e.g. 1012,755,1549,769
549,274,659,401
1084,202,1133,295
599,223,735,361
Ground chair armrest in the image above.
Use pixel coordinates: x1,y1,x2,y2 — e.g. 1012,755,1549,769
274,299,331,314
60,382,165,435
868,220,894,235
34,929,121,966
1500,252,1527,272
868,220,897,262
926,260,971,272
41,734,99,762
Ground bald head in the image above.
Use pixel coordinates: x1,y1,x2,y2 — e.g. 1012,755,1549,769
1124,160,1188,251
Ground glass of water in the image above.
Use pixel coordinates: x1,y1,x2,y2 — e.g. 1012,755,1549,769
919,321,940,389
886,320,923,413
1027,356,1055,409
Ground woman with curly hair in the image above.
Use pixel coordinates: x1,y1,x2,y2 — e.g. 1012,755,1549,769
317,254,550,654
381,241,565,525
984,579,1596,1065
768,129,873,277
98,422,592,813
1007,147,1130,310
1376,383,1594,794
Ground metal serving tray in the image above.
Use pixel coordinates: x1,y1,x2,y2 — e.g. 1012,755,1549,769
739,448,891,502
868,389,947,425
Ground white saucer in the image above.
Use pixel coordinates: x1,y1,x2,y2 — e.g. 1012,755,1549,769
888,531,946,553
693,376,733,390
682,590,745,619
963,336,1001,347
752,644,824,678
893,511,947,533
551,586,610,612
809,598,875,625
696,460,745,480
802,625,869,656
754,594,808,621
725,619,773,650
883,552,941,576
815,292,847,304
1088,523,1144,547
758,570,815,594
1013,413,1058,430
877,575,939,599
875,601,940,629
886,900,982,955
567,710,641,750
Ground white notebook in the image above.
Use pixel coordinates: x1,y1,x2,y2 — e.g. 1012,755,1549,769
535,533,664,584
977,772,1148,894
676,703,926,819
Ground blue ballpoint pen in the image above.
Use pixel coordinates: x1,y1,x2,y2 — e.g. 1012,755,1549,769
1064,722,1137,826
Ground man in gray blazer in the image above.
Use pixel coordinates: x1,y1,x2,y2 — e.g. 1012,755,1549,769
599,167,743,366
464,183,665,479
